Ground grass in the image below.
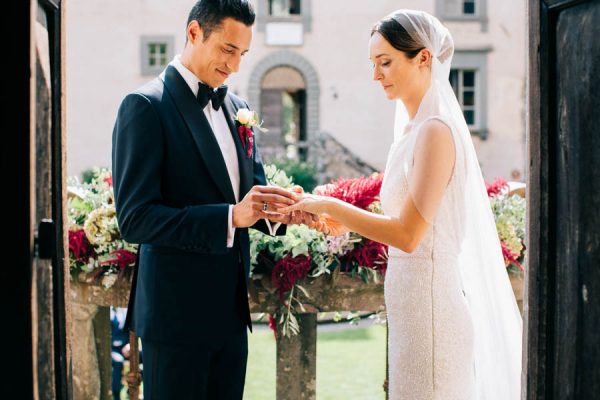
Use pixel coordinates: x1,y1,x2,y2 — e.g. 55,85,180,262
244,324,387,400
116,323,387,399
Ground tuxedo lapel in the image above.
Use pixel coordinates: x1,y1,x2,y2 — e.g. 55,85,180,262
161,66,236,204
222,97,254,197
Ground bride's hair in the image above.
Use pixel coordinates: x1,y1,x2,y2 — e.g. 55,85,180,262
371,17,425,59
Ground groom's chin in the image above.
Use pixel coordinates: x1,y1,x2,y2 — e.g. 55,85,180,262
206,78,226,88
213,71,230,86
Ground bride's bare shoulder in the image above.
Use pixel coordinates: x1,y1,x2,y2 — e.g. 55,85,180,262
415,118,454,152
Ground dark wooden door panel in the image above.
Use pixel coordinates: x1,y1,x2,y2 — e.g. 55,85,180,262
555,2,600,397
31,0,69,399
528,0,600,399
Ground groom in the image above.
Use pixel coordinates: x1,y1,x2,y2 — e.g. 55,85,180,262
112,1,311,398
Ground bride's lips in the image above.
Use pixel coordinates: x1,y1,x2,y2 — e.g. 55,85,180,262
383,84,393,90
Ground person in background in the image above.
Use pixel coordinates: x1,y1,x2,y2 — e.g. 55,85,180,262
110,307,129,400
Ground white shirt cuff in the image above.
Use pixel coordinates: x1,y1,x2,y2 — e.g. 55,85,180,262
227,205,235,248
265,219,282,236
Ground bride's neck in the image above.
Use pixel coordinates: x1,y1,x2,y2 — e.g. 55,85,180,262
402,78,431,120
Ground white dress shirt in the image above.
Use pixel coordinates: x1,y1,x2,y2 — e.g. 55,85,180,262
162,55,280,247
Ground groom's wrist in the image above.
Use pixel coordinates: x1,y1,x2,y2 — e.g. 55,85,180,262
232,203,243,228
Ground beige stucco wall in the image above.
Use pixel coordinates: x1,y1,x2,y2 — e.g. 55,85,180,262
67,0,525,182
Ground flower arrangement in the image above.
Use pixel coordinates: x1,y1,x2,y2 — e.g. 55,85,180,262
486,178,526,273
67,168,137,287
250,168,388,336
66,167,526,335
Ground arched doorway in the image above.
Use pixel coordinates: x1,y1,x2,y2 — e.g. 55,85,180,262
248,50,320,162
260,66,307,160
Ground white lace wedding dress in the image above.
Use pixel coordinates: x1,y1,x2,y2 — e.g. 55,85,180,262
376,10,522,400
380,118,476,400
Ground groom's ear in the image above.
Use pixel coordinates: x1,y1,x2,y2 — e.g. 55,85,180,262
187,20,203,44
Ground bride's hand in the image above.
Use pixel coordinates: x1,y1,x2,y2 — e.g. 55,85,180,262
310,213,350,236
278,193,333,215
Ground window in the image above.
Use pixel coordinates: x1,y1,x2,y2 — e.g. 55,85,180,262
449,50,489,138
436,0,487,30
148,43,167,68
269,0,301,16
450,69,477,126
141,35,174,76
256,0,312,35
462,0,476,15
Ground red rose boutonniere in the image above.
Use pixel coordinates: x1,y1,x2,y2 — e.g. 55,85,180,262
234,108,268,158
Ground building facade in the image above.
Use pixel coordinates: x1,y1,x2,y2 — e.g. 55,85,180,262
67,0,526,182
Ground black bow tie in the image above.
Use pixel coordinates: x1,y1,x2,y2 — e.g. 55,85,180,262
197,82,228,111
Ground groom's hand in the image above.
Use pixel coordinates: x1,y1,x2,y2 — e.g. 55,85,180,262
232,185,298,228
264,185,318,226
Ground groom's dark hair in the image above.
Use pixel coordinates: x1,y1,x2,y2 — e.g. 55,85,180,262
187,0,256,41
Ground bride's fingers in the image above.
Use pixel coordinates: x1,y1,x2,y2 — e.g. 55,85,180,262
277,203,303,214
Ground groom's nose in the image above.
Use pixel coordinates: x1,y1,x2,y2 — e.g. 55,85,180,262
227,54,241,74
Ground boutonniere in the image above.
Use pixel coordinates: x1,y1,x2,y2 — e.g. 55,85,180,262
234,108,268,158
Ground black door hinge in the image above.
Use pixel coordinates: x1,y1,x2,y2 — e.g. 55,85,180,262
35,219,55,260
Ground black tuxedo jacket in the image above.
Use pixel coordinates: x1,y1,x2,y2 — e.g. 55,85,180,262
112,65,284,345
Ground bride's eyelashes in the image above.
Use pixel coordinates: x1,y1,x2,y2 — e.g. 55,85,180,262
369,60,391,69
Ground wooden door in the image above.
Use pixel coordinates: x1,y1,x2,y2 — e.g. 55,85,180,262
526,0,600,398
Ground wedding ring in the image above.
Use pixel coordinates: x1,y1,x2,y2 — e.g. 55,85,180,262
262,202,268,212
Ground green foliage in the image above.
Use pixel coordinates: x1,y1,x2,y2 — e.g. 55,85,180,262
81,167,106,184
271,158,318,192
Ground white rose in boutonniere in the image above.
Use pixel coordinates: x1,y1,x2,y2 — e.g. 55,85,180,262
235,108,254,125
234,108,268,132
234,108,268,158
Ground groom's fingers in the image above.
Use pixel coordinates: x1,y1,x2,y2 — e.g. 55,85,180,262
254,185,299,201
252,193,296,206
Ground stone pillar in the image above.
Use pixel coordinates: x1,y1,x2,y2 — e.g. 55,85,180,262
94,307,112,400
70,302,100,400
276,313,317,400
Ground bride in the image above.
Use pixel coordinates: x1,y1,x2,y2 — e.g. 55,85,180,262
281,10,522,399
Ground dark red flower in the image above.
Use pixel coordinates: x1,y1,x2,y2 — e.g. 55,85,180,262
104,174,113,186
100,249,137,271
69,229,96,263
314,173,384,210
268,314,277,339
345,239,388,272
237,125,254,158
271,254,312,302
486,177,509,197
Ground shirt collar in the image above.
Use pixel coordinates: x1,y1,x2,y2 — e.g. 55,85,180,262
169,54,206,97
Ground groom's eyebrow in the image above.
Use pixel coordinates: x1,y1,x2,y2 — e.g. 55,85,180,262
225,42,249,55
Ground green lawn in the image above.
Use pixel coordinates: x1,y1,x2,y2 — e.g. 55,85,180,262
244,324,387,400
